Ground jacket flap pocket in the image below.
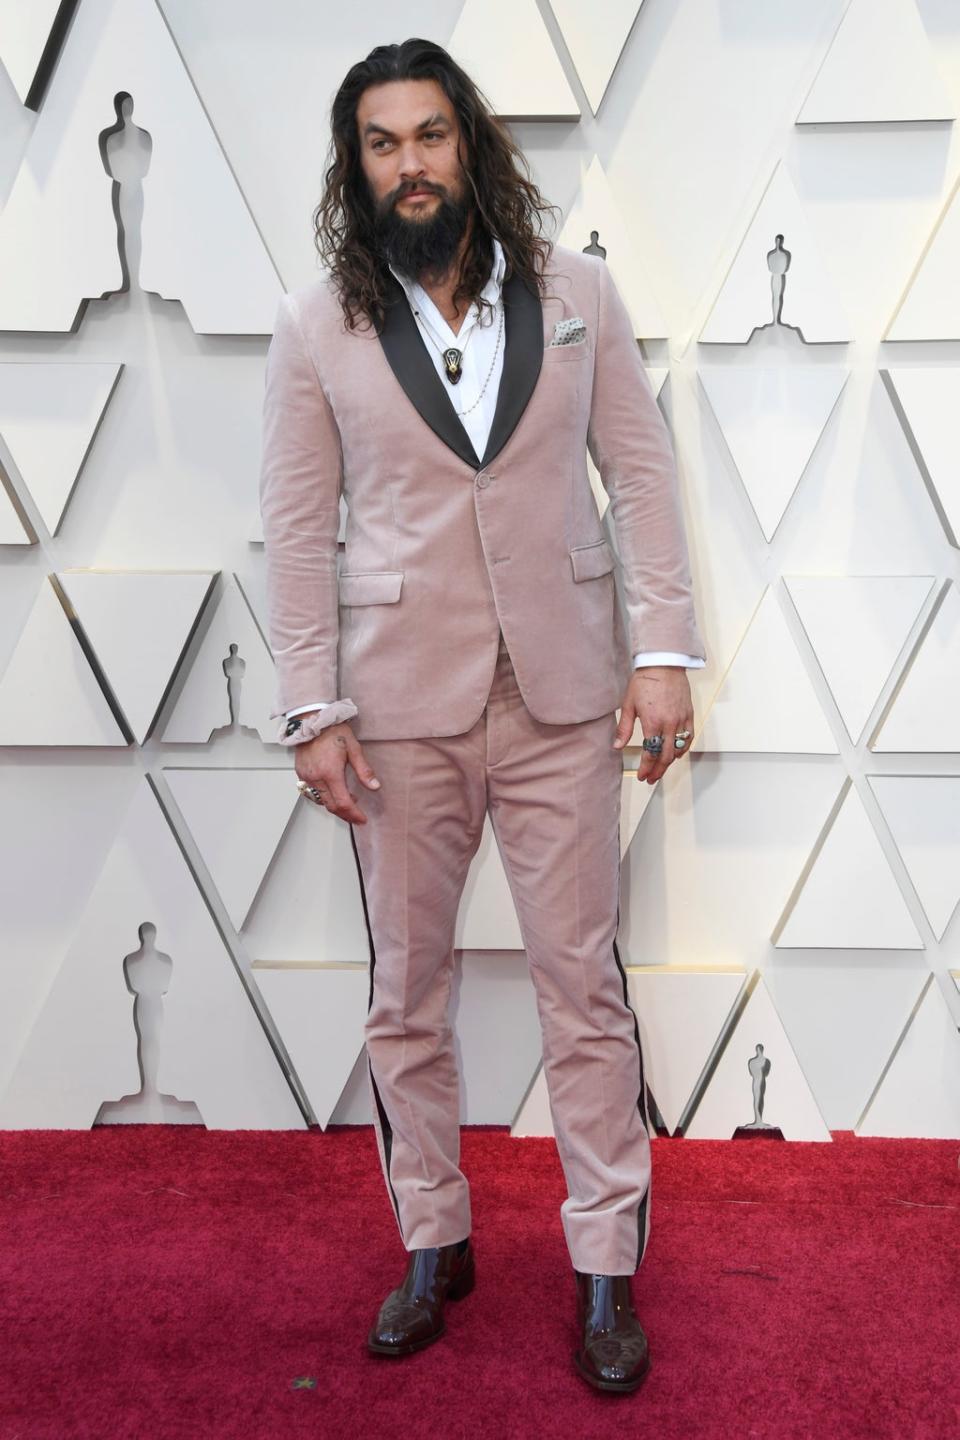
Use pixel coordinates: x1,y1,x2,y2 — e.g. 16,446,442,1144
569,539,615,582
338,570,404,605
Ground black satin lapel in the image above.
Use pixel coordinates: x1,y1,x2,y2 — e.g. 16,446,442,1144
376,273,481,469
479,269,544,470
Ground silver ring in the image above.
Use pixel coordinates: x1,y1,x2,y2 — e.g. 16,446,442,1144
641,734,664,754
297,779,326,805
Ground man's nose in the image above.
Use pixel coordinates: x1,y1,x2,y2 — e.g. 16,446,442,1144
397,148,429,178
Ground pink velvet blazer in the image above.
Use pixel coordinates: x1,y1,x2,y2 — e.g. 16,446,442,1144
258,241,706,742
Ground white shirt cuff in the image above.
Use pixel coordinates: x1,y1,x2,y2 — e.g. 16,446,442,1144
633,651,705,668
285,701,332,717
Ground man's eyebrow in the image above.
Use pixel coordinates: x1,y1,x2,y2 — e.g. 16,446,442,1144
362,112,450,139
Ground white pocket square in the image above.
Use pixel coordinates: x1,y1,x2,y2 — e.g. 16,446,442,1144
548,316,587,346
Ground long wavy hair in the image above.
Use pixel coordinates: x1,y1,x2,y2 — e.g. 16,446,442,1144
312,38,560,332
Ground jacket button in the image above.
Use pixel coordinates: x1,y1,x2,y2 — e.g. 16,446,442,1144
476,471,490,489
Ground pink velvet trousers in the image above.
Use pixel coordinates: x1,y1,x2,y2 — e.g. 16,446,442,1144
348,630,652,1275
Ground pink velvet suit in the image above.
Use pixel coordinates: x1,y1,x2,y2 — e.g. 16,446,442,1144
259,242,706,1274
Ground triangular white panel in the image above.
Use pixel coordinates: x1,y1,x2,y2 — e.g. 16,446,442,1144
886,174,960,341
700,162,851,344
628,967,746,1134
883,368,960,547
775,782,923,949
694,586,838,754
242,800,370,965
252,964,369,1129
0,777,303,1129
457,950,546,1122
766,963,931,1128
58,570,215,744
622,756,848,974
0,479,32,543
797,0,953,125
0,362,121,534
164,769,299,931
559,157,668,338
511,1061,553,1135
857,976,960,1138
550,0,644,114
699,367,848,540
447,0,580,120
0,578,126,745
161,575,279,745
0,0,63,104
869,776,960,941
0,0,283,333
784,574,934,742
457,815,524,949
620,770,656,858
684,976,832,1140
327,1046,373,1124
872,582,960,752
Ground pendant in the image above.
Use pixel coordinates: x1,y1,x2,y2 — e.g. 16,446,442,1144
442,347,463,384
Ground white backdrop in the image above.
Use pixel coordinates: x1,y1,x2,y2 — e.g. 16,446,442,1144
1,0,960,1139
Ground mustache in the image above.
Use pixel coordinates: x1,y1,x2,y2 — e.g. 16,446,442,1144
394,182,442,201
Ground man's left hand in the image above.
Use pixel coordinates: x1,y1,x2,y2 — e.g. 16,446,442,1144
613,666,695,784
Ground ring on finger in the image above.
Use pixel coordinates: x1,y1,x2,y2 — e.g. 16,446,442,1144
296,779,327,805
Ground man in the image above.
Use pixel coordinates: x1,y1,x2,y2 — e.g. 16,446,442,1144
259,37,706,1394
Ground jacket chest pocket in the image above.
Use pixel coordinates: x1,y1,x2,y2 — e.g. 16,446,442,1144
543,338,589,363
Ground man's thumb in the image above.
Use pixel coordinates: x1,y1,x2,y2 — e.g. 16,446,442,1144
348,736,381,788
613,704,636,750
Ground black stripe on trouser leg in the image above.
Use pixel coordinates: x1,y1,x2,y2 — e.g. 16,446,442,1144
349,822,403,1232
611,892,651,1273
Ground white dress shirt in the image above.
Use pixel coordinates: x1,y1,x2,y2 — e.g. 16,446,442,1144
285,238,704,718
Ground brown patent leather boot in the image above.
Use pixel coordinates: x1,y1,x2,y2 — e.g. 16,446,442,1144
366,1238,475,1356
573,1270,651,1392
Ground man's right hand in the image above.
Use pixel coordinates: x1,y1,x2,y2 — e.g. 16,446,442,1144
293,721,380,824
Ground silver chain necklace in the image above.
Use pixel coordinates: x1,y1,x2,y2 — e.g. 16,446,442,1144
413,298,505,417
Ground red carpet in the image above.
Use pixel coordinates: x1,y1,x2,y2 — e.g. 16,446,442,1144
1,1125,957,1439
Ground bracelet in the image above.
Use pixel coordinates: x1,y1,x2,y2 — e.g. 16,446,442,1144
274,699,358,746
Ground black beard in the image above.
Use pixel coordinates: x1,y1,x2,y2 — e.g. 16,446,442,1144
372,181,473,282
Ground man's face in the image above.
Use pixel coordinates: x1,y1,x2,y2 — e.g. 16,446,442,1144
356,77,473,279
